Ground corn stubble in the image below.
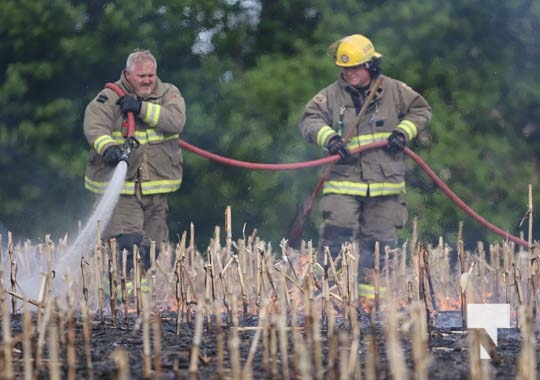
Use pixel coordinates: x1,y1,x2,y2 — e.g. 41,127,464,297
0,212,538,379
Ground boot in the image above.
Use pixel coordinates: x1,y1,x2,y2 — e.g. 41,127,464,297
359,239,377,270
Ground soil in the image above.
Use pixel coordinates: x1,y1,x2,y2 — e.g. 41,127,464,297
4,308,538,379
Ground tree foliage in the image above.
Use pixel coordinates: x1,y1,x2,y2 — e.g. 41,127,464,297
1,0,539,249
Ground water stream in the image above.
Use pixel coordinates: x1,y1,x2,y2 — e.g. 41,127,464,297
16,161,128,301
56,161,127,280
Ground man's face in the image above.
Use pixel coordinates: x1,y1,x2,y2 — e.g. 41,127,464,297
125,60,157,97
342,65,371,87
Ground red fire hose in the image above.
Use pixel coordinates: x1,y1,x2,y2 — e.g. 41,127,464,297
179,139,532,249
105,83,139,159
105,83,135,136
103,82,532,249
403,147,531,248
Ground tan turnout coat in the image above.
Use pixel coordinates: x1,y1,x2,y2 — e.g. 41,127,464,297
299,74,431,197
84,73,186,195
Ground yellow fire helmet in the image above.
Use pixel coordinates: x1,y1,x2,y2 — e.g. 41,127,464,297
329,34,383,68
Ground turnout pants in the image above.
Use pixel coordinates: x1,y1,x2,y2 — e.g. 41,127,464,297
318,193,407,271
99,183,169,271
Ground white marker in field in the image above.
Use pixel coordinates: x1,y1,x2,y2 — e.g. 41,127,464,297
467,303,511,359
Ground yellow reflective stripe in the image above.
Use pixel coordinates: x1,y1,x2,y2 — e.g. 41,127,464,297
110,130,179,145
142,103,161,127
396,119,417,140
141,179,182,194
322,181,369,196
140,278,149,292
146,130,179,142
85,176,136,194
119,184,137,194
322,181,405,196
111,131,126,145
85,176,104,193
125,279,149,294
347,133,389,150
94,135,116,154
163,134,180,141
316,125,335,147
358,283,386,300
368,182,406,196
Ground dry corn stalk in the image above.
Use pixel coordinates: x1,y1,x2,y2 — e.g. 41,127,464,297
516,305,536,380
110,348,130,380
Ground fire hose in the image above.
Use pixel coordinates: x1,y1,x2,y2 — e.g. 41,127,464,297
178,139,531,249
104,82,532,249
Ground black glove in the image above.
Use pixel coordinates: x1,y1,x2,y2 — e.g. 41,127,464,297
386,130,406,153
327,135,350,158
116,95,142,115
102,145,123,165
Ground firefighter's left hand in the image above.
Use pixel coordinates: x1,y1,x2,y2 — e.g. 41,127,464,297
386,130,406,153
117,95,142,115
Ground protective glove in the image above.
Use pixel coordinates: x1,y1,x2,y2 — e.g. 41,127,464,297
386,130,406,153
102,145,123,165
116,95,142,115
327,135,351,158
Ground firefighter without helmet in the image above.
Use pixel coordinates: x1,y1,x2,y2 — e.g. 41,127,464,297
333,34,382,67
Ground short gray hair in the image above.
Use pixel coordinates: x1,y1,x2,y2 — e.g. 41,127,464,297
125,49,157,71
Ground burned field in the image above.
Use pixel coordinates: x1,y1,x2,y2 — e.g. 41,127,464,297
1,221,539,379
4,309,537,379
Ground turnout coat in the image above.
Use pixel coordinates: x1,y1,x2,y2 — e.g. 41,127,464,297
299,74,431,197
84,73,186,195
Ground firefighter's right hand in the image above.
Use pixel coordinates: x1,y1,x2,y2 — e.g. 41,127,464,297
117,95,142,115
103,145,123,165
327,135,350,158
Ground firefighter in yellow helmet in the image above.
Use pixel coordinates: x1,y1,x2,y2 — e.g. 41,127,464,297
298,34,431,274
332,34,383,68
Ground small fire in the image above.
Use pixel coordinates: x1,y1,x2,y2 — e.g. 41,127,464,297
437,295,461,311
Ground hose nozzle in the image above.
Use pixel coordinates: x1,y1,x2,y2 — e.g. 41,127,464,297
119,151,130,164
119,136,140,164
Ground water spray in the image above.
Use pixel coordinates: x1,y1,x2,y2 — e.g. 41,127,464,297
16,83,141,303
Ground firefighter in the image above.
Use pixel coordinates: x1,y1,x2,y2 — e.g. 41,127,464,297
298,34,431,274
84,49,186,272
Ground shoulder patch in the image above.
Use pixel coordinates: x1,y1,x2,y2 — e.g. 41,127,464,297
96,94,108,103
313,94,327,104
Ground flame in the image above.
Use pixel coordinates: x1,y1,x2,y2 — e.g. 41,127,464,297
358,295,375,313
437,295,461,311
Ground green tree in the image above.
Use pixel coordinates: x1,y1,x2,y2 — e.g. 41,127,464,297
0,0,90,239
